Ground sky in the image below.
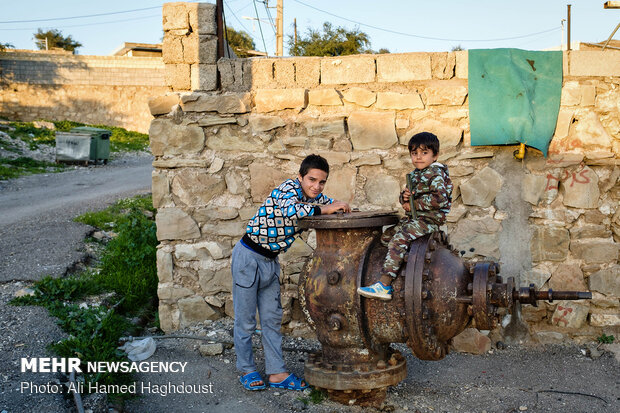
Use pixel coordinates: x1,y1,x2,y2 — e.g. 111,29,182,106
1,0,618,56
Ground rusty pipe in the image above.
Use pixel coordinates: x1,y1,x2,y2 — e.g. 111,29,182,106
298,211,592,406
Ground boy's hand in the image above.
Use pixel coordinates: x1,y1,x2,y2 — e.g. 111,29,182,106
321,201,351,215
400,188,411,211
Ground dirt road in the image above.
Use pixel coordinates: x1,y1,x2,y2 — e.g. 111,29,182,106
0,153,153,282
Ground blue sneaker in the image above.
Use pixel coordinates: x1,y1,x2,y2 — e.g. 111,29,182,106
357,281,393,301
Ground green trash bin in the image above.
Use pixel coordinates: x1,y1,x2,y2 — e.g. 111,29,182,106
69,126,111,164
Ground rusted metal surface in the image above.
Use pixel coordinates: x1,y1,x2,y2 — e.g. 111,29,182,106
300,210,592,406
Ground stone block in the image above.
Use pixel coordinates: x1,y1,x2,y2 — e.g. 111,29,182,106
377,53,431,82
365,174,400,207
152,170,170,208
218,58,247,92
283,136,307,147
194,205,239,222
280,238,313,262
181,33,199,64
315,151,350,167
149,119,205,156
274,59,296,87
521,174,546,205
165,64,191,90
424,81,468,106
570,51,620,77
589,266,620,297
590,313,620,327
560,81,581,106
308,89,343,106
191,64,217,91
455,51,468,79
570,224,612,239
581,84,596,106
157,249,173,283
321,55,375,84
570,239,618,264
152,159,209,168
535,331,565,344
181,92,250,113
551,301,589,329
324,166,357,204
460,167,503,207
171,170,226,207
196,115,237,127
156,208,200,241
451,328,491,354
294,57,321,87
249,58,276,89
158,303,176,333
163,2,189,32
188,2,217,35
202,221,246,237
342,87,376,107
450,218,502,259
530,226,570,262
248,162,290,202
162,35,184,64
549,263,587,291
400,118,462,149
352,153,381,166
305,118,345,137
199,267,232,295
206,128,263,152
148,94,179,116
158,284,194,301
254,88,307,112
249,114,286,133
179,296,219,327
348,111,397,150
560,166,599,208
553,108,574,139
376,92,424,110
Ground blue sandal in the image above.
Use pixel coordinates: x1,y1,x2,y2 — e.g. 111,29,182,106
240,371,266,391
269,373,309,391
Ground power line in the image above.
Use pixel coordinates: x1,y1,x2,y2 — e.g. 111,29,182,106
292,0,561,43
0,15,160,31
253,0,269,54
0,6,161,24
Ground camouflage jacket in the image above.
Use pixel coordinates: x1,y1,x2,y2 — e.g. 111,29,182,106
405,162,453,225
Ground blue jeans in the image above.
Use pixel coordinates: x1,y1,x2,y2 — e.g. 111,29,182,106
232,241,286,375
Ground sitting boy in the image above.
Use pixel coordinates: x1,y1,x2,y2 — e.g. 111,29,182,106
358,132,453,300
233,154,350,391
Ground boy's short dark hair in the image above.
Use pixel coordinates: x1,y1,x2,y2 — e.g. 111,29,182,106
408,132,440,155
299,154,329,177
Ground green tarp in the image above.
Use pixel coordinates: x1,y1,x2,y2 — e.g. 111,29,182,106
468,48,563,157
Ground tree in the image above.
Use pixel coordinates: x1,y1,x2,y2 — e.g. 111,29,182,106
34,29,82,53
225,27,255,58
288,22,371,56
451,45,465,51
0,42,13,52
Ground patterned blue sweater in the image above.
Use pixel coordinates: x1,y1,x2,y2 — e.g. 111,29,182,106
243,178,333,255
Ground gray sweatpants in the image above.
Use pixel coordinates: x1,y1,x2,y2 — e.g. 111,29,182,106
231,241,286,375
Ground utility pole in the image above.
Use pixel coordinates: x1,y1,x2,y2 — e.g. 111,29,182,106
216,0,224,59
294,18,298,48
276,0,284,56
567,4,572,51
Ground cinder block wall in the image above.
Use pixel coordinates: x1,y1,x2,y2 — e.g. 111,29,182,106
152,2,619,345
0,52,166,132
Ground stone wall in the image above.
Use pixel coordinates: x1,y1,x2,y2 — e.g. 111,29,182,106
0,52,166,133
152,2,619,344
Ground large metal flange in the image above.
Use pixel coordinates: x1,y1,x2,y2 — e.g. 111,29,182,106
304,351,407,391
472,262,497,330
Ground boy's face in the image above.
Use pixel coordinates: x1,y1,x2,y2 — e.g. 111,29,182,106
410,145,438,170
298,168,328,199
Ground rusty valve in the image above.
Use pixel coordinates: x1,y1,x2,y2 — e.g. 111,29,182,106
298,211,591,406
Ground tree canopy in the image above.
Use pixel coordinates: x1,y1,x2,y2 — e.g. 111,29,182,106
288,22,372,56
34,29,82,53
226,27,255,58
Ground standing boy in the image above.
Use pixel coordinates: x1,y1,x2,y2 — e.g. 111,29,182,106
358,132,453,300
233,154,350,391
